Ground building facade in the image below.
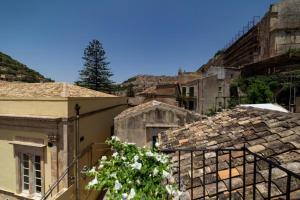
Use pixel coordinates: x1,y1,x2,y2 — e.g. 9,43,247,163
114,100,201,147
0,82,127,200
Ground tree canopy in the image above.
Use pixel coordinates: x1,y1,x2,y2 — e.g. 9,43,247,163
76,40,114,93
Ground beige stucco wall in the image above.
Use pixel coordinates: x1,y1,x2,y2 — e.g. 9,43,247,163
0,96,128,199
0,129,51,196
0,98,68,117
67,97,128,151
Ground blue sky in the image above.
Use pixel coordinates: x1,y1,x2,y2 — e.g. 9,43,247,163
0,0,277,83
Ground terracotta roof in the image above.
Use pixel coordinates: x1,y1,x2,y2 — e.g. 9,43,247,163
159,107,300,199
115,100,200,120
0,82,116,98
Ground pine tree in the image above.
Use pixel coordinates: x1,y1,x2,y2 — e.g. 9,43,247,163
76,40,114,93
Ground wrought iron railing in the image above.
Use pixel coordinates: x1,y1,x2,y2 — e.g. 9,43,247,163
161,147,300,200
41,143,110,200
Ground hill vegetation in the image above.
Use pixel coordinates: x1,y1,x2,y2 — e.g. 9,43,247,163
0,51,53,82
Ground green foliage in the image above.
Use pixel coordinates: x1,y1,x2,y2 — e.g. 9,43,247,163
246,79,273,103
205,107,216,116
76,40,114,93
86,137,181,200
230,75,286,104
126,83,135,97
286,48,300,57
0,51,53,82
123,76,137,84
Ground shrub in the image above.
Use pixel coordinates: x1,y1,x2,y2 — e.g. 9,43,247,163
86,137,181,200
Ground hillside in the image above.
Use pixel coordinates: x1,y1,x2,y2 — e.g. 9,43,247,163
122,75,177,94
0,51,53,82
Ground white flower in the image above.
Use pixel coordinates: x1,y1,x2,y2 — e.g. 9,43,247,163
110,172,117,178
165,185,172,194
89,167,96,173
131,162,142,170
114,180,122,191
127,142,136,145
122,193,128,199
133,155,139,161
111,136,120,141
88,177,98,187
153,168,159,176
155,153,168,164
98,164,104,169
145,151,154,157
101,156,107,161
162,170,170,178
128,188,136,199
121,156,126,161
136,179,140,184
112,152,118,157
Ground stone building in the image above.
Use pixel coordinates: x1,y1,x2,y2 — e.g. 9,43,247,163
135,83,180,106
194,0,300,113
159,107,300,199
179,79,198,111
221,0,300,73
114,100,201,147
0,82,127,200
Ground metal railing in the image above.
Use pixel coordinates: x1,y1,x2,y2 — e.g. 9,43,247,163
161,147,300,200
41,143,110,200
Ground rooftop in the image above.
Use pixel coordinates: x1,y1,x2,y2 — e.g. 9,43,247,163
0,82,116,98
115,100,200,120
159,107,300,199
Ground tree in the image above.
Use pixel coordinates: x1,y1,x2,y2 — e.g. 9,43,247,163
247,79,273,104
76,40,114,93
126,83,135,97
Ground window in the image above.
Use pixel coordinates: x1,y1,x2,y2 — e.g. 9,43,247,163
20,153,43,195
218,101,223,107
10,138,45,196
189,87,194,97
21,154,30,192
188,101,194,110
218,86,222,93
146,127,167,147
152,136,158,149
34,155,42,194
182,87,186,96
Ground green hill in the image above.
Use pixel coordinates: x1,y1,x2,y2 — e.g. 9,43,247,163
0,51,53,82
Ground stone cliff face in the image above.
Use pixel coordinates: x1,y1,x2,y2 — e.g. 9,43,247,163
0,51,53,83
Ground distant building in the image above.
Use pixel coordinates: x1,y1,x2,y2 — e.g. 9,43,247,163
0,82,127,200
135,83,180,106
195,0,300,113
114,100,201,147
179,79,198,111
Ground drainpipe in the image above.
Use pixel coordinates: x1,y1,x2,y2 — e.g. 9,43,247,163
75,104,80,200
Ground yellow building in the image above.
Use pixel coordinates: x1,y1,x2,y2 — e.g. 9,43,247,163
0,82,127,200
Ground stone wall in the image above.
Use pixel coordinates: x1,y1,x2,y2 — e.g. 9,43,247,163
197,68,240,114
115,104,200,147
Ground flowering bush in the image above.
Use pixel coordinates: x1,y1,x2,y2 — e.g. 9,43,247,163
86,136,181,199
